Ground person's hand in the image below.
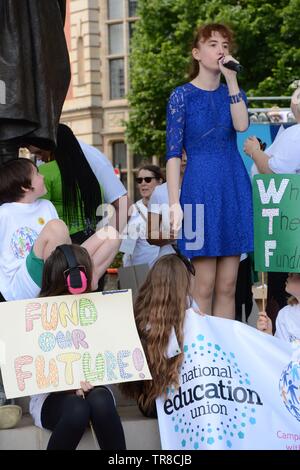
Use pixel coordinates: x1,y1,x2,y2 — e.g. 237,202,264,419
243,136,261,157
169,203,183,234
76,381,94,397
256,312,273,335
218,55,239,79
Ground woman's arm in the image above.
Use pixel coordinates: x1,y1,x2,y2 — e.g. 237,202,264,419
166,158,183,232
219,57,248,132
244,136,273,174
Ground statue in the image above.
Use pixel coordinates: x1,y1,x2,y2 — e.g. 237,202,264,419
0,0,71,162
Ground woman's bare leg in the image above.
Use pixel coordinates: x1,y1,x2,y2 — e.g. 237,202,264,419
192,257,217,315
213,256,240,319
82,226,121,290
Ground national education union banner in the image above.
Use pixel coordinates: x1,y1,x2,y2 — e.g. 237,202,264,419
156,310,300,450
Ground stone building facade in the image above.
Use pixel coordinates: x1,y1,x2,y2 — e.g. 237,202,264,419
62,0,139,199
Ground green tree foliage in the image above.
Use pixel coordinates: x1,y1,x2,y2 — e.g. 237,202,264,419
126,0,300,160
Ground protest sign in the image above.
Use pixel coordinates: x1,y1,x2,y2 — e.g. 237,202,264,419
0,290,151,398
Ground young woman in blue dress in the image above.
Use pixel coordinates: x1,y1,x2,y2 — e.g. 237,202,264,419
166,23,253,319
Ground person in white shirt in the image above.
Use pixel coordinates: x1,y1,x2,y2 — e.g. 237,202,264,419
244,87,300,330
147,153,187,260
243,87,300,174
256,272,300,344
121,165,164,268
0,158,120,300
79,140,129,234
28,124,129,237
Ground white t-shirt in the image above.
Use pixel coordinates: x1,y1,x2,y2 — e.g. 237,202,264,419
148,182,177,259
121,199,160,267
266,123,300,174
275,304,300,344
30,393,49,428
0,199,58,300
79,140,127,204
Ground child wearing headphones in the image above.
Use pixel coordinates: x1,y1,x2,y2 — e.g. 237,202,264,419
0,158,120,301
29,244,126,450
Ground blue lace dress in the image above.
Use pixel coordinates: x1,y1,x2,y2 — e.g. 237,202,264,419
166,82,253,258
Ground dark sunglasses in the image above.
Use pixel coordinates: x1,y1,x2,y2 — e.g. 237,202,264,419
136,176,158,184
173,246,195,276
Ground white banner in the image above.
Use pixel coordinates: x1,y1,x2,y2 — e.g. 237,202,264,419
0,290,151,398
156,309,300,450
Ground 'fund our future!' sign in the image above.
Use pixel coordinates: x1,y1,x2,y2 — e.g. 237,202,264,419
156,311,300,450
253,174,300,272
0,290,151,398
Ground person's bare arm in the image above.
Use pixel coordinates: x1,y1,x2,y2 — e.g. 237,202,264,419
111,194,131,233
166,158,182,233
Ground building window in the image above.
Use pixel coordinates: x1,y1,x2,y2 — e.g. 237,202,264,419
113,142,127,188
109,23,124,55
112,142,127,168
128,0,138,17
106,1,138,101
108,0,124,20
109,59,125,99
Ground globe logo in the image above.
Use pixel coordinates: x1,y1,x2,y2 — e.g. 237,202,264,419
165,335,260,449
10,227,38,259
279,360,300,422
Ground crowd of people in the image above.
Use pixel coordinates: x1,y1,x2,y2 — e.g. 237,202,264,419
0,19,299,450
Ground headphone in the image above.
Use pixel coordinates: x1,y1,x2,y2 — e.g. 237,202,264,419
57,245,88,295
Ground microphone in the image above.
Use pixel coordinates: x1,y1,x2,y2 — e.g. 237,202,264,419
223,60,243,73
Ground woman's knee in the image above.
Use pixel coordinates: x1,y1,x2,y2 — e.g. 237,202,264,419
63,395,90,427
86,387,115,412
43,219,69,238
215,279,237,297
196,281,215,300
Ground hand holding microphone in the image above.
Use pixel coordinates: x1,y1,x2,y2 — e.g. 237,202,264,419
223,60,243,73
219,55,243,74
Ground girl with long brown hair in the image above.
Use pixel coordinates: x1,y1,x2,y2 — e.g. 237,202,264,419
120,253,202,417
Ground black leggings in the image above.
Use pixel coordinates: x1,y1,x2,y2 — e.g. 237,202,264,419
41,387,126,450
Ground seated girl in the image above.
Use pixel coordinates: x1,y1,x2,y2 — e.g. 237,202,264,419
29,244,126,450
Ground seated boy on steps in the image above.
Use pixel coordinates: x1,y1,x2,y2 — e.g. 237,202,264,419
0,158,120,301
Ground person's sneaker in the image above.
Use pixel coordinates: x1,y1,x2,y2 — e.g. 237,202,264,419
0,405,22,429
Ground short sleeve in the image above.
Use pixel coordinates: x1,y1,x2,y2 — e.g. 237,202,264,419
166,88,185,161
79,141,127,203
274,308,289,342
267,133,300,174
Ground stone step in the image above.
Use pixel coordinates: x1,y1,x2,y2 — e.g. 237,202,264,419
0,405,161,450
